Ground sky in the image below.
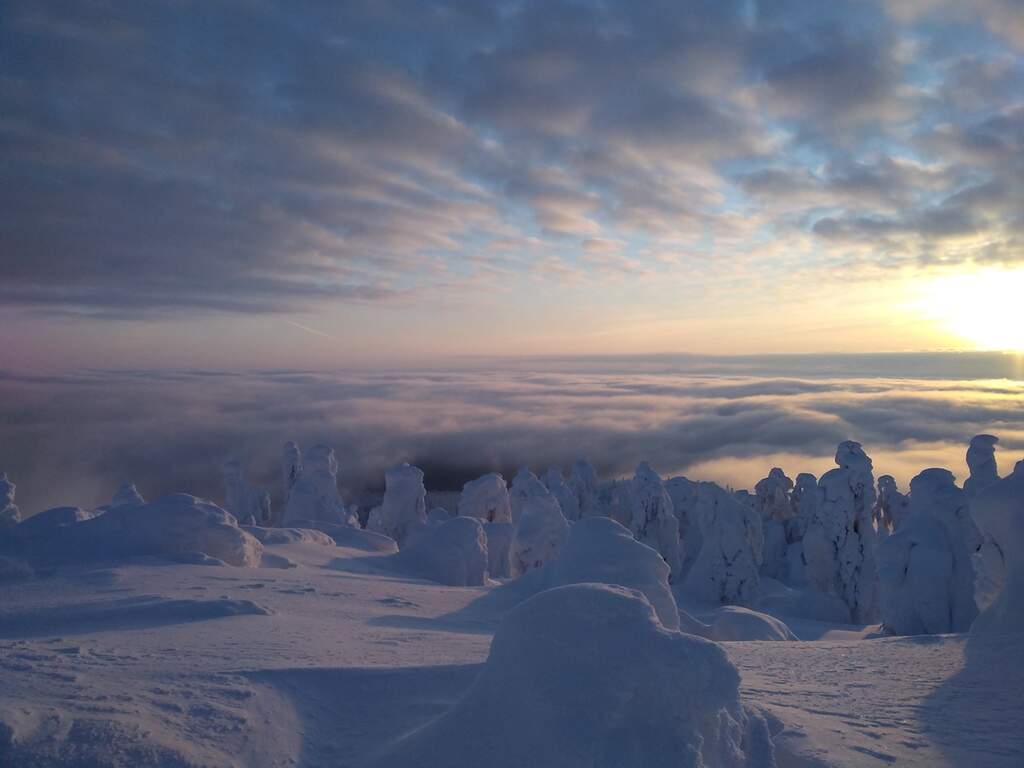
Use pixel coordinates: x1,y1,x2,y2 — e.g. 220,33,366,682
2,0,1023,369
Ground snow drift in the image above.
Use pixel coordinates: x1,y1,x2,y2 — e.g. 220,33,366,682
369,583,775,768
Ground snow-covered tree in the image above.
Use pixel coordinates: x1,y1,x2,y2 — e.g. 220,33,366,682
223,457,272,526
874,475,909,534
568,459,599,518
543,466,580,521
511,495,569,576
378,463,427,547
755,468,793,578
509,467,558,525
282,444,356,527
458,473,512,523
878,468,979,634
964,434,1006,612
970,460,1024,635
281,441,302,504
965,434,1000,499
630,462,682,580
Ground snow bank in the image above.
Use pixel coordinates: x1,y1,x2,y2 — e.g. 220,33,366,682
630,463,683,580
878,469,979,635
400,516,488,587
1,494,263,568
803,441,879,623
223,457,272,526
0,473,21,527
371,583,774,768
378,463,427,548
510,495,568,576
682,482,761,607
544,466,580,521
542,516,680,630
282,444,357,528
457,473,512,523
969,461,1024,635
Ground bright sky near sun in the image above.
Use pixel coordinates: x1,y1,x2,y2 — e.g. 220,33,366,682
2,1,1022,369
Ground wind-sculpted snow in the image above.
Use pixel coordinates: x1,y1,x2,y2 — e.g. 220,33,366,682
878,469,979,635
457,473,512,524
510,495,568,576
804,441,880,623
683,482,761,607
370,583,775,768
0,494,262,568
969,461,1024,636
377,463,427,548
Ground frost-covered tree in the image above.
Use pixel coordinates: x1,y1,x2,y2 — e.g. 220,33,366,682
378,463,427,548
543,466,580,521
568,459,600,518
511,495,569,576
111,483,145,508
803,441,880,623
874,475,909,534
282,444,357,527
282,441,303,504
630,463,682,580
682,482,761,606
458,473,512,523
223,457,272,526
509,467,558,525
755,468,793,579
0,473,20,527
878,469,979,635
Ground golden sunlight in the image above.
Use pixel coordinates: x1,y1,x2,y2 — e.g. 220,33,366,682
919,268,1024,351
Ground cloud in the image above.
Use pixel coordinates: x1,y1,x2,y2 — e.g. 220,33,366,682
1,354,1021,516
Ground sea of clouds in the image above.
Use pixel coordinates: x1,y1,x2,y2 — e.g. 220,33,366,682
2,353,1022,516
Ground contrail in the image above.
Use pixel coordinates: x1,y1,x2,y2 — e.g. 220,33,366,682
283,319,334,339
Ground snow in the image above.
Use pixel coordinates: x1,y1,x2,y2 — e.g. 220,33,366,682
682,482,761,607
755,468,793,580
223,457,272,526
281,443,357,528
0,473,21,527
483,522,514,579
370,583,774,768
509,495,568,576
457,473,512,523
965,434,1000,499
508,467,555,525
629,462,683,580
377,463,427,548
878,468,979,635
110,483,145,509
703,605,799,642
400,516,489,587
567,459,599,518
875,474,909,533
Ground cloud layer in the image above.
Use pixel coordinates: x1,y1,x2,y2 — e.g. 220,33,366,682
2,0,1022,323
1,354,1021,515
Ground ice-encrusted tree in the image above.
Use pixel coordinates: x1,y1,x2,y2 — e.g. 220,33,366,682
377,463,427,548
568,459,600,518
543,466,580,521
0,473,20,527
511,495,569,576
874,475,909,534
803,441,880,623
223,457,272,526
682,481,761,606
878,468,979,634
111,483,145,508
282,444,357,527
509,467,558,525
458,473,512,523
630,462,682,580
755,468,793,579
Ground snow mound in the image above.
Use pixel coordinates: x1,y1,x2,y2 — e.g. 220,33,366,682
284,519,398,553
878,468,978,635
970,461,1024,636
682,482,761,607
510,495,568,576
378,463,428,547
542,516,680,630
706,606,799,642
400,516,489,587
458,473,512,523
1,494,263,568
371,583,774,768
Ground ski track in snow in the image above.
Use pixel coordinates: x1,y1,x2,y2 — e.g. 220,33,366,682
1,539,1021,767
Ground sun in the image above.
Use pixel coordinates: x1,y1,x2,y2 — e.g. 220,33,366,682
919,268,1024,351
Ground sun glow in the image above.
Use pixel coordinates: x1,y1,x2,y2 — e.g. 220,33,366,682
920,269,1024,351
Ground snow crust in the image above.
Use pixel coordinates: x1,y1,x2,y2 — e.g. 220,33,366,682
371,583,774,768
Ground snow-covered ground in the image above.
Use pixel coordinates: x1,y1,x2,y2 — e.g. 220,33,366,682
3,534,1021,767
